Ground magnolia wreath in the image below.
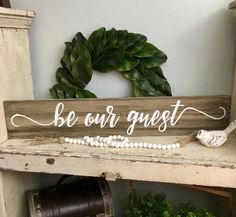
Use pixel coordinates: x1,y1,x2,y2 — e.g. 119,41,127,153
50,27,172,98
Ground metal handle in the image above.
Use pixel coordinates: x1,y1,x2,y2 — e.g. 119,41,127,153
101,172,121,181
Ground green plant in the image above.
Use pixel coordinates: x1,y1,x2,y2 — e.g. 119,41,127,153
50,27,172,98
124,190,216,217
175,203,215,217
124,190,172,217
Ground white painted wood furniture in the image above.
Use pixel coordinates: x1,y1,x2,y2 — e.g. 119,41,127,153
0,7,41,217
0,5,236,217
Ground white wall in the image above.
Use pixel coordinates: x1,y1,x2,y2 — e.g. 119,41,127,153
10,0,236,216
11,0,236,99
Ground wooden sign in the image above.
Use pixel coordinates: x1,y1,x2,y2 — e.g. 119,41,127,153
4,96,231,139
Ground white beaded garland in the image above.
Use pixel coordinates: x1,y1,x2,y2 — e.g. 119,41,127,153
64,135,181,151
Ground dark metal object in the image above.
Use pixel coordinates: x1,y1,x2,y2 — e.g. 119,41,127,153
27,177,114,217
0,0,11,8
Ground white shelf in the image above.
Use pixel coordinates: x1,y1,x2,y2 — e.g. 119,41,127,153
1,135,236,188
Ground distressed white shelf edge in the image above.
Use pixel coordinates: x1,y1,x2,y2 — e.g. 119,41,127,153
1,135,236,188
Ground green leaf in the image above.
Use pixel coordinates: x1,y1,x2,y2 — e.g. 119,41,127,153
71,57,93,88
133,43,159,58
150,66,167,79
116,53,140,72
93,47,124,72
134,80,156,93
122,68,144,81
144,67,172,96
49,86,59,98
75,88,97,98
133,83,146,96
88,27,106,59
134,65,172,96
72,32,92,53
56,67,73,84
145,67,166,86
61,42,73,71
50,84,96,99
116,30,129,47
126,33,147,54
105,28,117,48
70,43,91,65
141,50,167,68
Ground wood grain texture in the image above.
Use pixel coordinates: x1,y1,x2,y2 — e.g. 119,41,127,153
4,96,231,139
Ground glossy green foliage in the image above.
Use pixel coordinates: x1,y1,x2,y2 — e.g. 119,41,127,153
50,84,96,99
50,27,172,98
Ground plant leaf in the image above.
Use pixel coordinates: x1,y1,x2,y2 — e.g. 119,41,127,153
105,28,117,48
150,66,167,79
50,84,96,99
93,47,124,72
69,43,92,88
88,27,106,60
116,30,129,47
72,32,92,53
56,67,73,84
116,53,140,72
122,68,144,81
70,43,91,65
133,83,147,97
133,43,159,58
61,42,73,71
134,80,156,93
144,67,172,96
75,88,97,98
141,50,167,68
126,33,147,54
71,57,92,88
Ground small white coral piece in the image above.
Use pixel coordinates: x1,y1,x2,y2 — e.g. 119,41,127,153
196,120,236,148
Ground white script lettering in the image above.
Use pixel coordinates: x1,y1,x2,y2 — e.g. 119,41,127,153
126,100,226,135
11,102,79,128
84,105,120,128
10,100,226,135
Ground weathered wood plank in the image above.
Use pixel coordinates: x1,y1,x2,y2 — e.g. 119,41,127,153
0,136,236,187
4,96,231,138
